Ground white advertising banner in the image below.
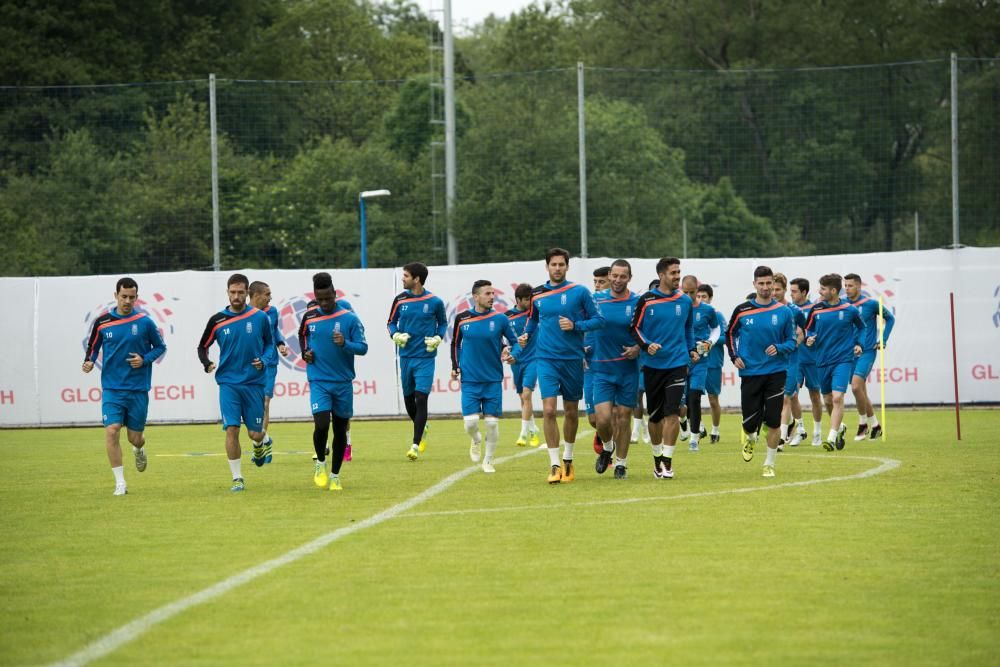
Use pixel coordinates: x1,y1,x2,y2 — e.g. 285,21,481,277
1,248,997,427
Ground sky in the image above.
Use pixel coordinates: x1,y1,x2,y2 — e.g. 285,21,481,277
439,0,533,33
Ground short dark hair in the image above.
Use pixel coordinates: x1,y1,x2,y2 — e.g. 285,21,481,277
655,257,680,274
313,272,333,291
648,279,659,290
753,265,773,280
227,273,249,289
514,283,533,300
790,277,810,293
471,279,492,295
248,280,269,296
610,259,632,276
545,247,570,264
819,273,843,292
115,277,138,293
697,284,713,298
403,262,428,285
594,266,610,278
844,273,862,283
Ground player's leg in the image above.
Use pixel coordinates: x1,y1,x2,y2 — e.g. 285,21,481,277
512,364,529,446
462,383,483,463
243,385,267,468
644,367,668,478
740,376,766,462
823,362,850,450
120,390,149,475
326,383,353,489
678,376,691,441
553,359,584,481
310,381,334,486
851,350,878,440
261,364,277,458
481,384,502,472
218,385,246,490
705,366,722,442
593,375,615,474
687,363,708,451
612,372,638,478
761,372,785,477
658,366,687,477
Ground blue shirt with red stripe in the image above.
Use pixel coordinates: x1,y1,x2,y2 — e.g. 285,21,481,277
725,299,797,377
521,280,604,361
386,290,448,359
848,294,895,351
197,306,273,386
84,308,167,391
804,298,865,367
591,290,640,377
450,308,513,383
505,306,535,364
629,288,696,370
298,304,368,383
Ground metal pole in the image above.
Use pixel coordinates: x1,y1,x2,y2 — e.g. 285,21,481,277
682,217,688,258
914,211,919,250
359,197,367,269
950,52,960,248
577,62,588,259
443,0,458,264
209,74,220,271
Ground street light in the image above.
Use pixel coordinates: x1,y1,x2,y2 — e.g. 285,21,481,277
358,189,391,269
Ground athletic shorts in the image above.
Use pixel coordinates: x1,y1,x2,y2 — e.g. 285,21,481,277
264,364,278,399
784,360,800,397
310,379,354,419
797,363,821,392
820,361,854,395
583,369,595,415
461,380,502,417
511,358,537,394
705,366,723,396
219,383,265,431
592,370,639,409
853,350,877,380
102,389,149,432
688,360,709,393
536,358,584,401
643,365,688,423
400,357,435,396
740,371,786,433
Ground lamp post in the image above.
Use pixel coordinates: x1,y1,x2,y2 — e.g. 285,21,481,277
359,189,391,269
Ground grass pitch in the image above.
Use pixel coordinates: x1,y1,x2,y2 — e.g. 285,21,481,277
1,409,998,666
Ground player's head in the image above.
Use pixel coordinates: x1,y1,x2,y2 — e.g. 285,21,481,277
752,265,774,301
681,274,699,298
313,271,336,311
772,272,787,302
818,273,843,302
226,274,249,310
843,273,862,299
696,283,713,304
656,257,681,291
471,279,494,310
790,278,809,304
593,266,611,291
545,248,570,283
402,262,428,290
248,280,271,309
514,282,532,309
608,259,632,294
114,277,138,315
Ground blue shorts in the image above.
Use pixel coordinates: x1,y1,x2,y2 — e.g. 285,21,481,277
592,371,639,408
853,350,877,380
102,389,149,432
784,360,800,396
219,383,265,431
309,379,354,419
512,359,537,394
461,381,502,416
798,363,821,392
264,364,278,398
705,366,722,395
537,358,584,402
820,362,854,395
688,361,709,393
400,357,435,396
584,370,595,415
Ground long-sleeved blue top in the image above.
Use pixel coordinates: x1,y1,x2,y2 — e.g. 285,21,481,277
84,308,167,391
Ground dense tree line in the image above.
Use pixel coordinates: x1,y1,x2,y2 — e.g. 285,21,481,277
0,0,997,275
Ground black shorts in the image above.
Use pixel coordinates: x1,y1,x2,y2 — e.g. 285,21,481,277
740,371,786,433
644,365,688,423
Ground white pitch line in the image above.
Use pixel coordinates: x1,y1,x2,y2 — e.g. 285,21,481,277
401,454,901,519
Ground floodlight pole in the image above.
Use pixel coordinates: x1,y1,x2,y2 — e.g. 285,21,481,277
359,189,391,269
950,52,960,248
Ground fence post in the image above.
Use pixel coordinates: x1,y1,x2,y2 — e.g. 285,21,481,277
443,0,458,265
950,53,959,248
209,73,220,272
577,62,588,259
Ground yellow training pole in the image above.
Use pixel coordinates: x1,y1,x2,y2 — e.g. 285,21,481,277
878,296,886,442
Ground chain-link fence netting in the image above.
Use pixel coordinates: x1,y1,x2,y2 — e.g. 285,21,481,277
1,59,996,276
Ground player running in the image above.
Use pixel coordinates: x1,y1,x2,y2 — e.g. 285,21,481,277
585,266,611,452
789,278,825,445
248,281,288,464
685,277,722,452
696,284,726,443
506,283,540,446
844,273,895,441
771,273,808,449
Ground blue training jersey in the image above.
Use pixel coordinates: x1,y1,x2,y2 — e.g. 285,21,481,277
630,288,696,370
520,280,604,362
298,304,367,383
804,299,865,367
783,301,807,367
708,310,728,370
848,295,895,351
198,306,273,386
505,307,535,364
450,308,513,383
260,305,286,367
386,290,448,359
84,308,167,391
725,299,797,377
691,300,722,367
794,301,817,366
591,290,640,377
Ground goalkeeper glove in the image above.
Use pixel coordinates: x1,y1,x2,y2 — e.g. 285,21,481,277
424,335,443,352
392,332,411,348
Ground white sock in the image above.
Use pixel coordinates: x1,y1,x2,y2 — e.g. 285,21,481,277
614,456,627,467
112,466,125,485
868,415,878,428
520,419,531,436
827,428,837,442
765,447,777,466
463,415,482,442
690,435,699,446
663,444,676,458
547,447,561,466
529,416,537,430
561,440,574,460
780,423,789,439
652,444,663,456
261,430,269,444
711,425,720,435
603,438,615,453
748,432,759,443
859,414,868,426
228,457,242,480
346,430,352,445
631,420,640,436
814,422,823,435
484,418,499,459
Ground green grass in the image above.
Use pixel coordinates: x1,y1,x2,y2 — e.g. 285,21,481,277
2,410,998,666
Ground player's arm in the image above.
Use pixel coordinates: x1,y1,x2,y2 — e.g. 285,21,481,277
804,307,820,346
143,319,167,364
629,295,650,351
574,290,605,332
197,316,218,371
386,295,402,337
775,311,796,355
344,317,368,356
684,302,696,357
879,303,895,347
852,308,865,351
450,314,464,374
523,296,539,336
298,312,315,364
82,317,104,371
725,304,744,362
435,299,449,339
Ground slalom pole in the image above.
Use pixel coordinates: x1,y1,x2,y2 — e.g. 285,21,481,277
878,296,886,442
949,292,962,441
